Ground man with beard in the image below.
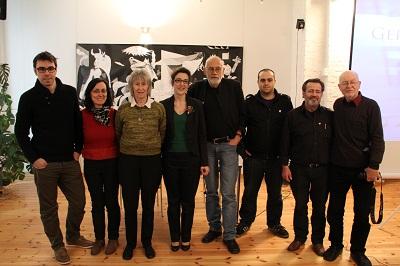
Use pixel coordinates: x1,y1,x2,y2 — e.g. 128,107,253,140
188,55,244,254
280,78,332,256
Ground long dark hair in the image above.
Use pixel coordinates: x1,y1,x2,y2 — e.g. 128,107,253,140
83,78,113,109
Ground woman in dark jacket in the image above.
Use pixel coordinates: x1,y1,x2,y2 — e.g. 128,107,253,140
161,67,209,251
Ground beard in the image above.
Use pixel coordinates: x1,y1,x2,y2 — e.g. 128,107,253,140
207,77,222,88
305,98,320,107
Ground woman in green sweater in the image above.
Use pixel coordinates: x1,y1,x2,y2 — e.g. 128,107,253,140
115,69,166,260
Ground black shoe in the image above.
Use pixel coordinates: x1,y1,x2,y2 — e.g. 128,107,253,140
350,252,372,266
170,242,180,252
223,239,240,254
201,230,222,243
236,222,251,236
268,224,289,238
144,246,156,259
122,245,134,260
323,246,343,262
181,242,190,251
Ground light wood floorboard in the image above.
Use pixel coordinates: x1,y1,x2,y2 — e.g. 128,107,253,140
0,175,399,265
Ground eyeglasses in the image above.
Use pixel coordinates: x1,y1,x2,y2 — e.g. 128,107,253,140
174,79,189,85
340,80,359,86
206,66,223,72
36,66,57,73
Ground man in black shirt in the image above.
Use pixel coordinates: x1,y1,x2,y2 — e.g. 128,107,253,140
323,70,385,266
236,69,293,239
188,55,244,254
15,51,93,265
280,78,332,256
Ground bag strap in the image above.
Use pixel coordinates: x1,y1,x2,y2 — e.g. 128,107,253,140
370,172,383,224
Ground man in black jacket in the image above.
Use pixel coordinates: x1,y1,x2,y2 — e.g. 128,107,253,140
236,68,293,238
281,78,332,256
323,70,385,266
15,51,93,265
188,55,244,254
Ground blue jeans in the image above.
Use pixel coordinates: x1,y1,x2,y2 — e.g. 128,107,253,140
205,142,238,240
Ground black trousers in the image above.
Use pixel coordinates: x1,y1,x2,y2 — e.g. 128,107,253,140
327,165,373,253
84,158,120,241
118,153,162,248
163,152,200,243
289,165,328,244
33,160,85,250
239,157,283,227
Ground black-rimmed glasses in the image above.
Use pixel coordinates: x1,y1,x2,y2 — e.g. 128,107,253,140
174,79,189,85
36,66,56,73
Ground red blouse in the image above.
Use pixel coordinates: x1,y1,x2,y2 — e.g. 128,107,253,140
81,108,118,160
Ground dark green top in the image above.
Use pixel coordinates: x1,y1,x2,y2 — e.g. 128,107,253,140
168,112,189,152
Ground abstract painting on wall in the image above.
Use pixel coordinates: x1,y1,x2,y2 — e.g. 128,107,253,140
76,44,243,107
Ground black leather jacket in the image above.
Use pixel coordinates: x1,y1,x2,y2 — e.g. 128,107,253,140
240,89,293,160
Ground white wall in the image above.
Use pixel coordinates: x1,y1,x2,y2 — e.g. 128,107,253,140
2,0,398,176
4,0,304,108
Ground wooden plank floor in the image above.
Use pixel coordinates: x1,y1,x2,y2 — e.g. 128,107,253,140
0,175,399,265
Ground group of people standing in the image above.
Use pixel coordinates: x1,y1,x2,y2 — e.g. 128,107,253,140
15,51,384,266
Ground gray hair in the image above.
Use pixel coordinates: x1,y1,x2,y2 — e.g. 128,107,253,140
205,55,224,67
128,68,153,96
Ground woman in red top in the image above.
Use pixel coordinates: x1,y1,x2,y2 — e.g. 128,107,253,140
82,78,120,256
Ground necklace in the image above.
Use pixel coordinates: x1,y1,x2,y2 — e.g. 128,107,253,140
138,108,143,122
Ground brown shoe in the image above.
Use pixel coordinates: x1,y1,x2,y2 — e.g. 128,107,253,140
287,240,304,251
312,243,325,257
54,247,71,265
105,240,119,255
91,240,105,255
66,235,94,249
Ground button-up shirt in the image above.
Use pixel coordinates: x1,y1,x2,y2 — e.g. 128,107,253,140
280,103,333,166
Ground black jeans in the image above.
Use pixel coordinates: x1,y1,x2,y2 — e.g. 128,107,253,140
290,165,328,244
84,158,120,241
33,160,85,250
163,152,200,243
327,165,373,253
118,153,162,248
239,157,283,227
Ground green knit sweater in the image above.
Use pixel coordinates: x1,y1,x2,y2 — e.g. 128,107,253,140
115,101,166,156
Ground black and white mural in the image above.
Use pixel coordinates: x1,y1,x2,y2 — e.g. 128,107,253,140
76,44,243,107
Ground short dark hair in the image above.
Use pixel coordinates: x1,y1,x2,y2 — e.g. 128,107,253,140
83,78,113,109
170,67,191,85
257,68,275,80
302,78,325,92
33,51,57,69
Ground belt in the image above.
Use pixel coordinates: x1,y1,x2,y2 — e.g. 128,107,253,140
210,136,230,144
308,163,324,168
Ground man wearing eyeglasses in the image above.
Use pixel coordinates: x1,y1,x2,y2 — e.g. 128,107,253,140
323,70,385,266
188,55,244,254
15,51,93,265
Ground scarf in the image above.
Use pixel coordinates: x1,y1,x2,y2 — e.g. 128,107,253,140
91,106,110,126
